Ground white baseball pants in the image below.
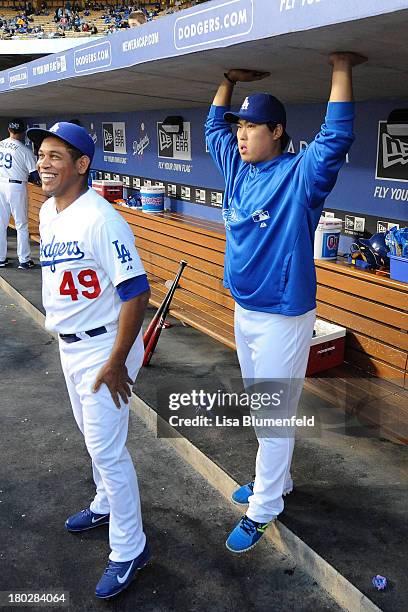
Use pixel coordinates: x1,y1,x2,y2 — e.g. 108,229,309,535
59,329,146,562
234,303,316,523
0,182,31,263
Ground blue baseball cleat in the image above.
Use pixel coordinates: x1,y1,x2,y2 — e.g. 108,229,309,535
95,541,151,599
18,259,35,270
65,507,110,532
231,480,293,505
226,515,272,553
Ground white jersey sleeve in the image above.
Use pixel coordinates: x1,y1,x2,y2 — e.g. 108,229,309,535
91,217,146,287
0,138,37,181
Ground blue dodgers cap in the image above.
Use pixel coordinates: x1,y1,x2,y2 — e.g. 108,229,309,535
224,93,286,127
27,122,95,160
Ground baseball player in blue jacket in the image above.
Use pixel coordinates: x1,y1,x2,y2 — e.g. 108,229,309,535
205,52,366,553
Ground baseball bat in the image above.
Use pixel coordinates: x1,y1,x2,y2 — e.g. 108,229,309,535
143,260,187,347
143,260,187,365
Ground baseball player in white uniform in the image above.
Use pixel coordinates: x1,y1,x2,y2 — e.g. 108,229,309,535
27,122,151,599
0,119,38,269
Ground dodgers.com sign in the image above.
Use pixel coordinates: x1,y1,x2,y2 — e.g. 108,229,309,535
8,66,28,88
74,41,112,74
174,0,253,50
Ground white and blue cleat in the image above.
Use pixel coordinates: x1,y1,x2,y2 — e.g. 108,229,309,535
65,507,110,532
95,541,151,599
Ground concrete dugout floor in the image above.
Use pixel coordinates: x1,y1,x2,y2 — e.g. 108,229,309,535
1,230,407,612
0,286,345,612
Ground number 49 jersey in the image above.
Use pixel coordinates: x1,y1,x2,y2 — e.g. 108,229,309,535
39,188,146,333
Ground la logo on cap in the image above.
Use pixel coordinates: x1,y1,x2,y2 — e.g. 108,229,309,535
50,123,60,132
241,97,250,111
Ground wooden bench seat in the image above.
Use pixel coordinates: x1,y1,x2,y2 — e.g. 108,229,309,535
315,259,408,387
25,186,408,391
119,205,408,387
116,207,236,349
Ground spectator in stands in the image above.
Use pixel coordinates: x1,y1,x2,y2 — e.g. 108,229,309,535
82,21,89,31
60,14,68,29
104,23,116,35
90,23,98,34
128,10,146,27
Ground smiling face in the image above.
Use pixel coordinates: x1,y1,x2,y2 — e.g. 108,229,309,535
236,120,283,164
37,136,90,200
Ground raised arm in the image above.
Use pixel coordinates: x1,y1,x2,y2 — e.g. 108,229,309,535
212,69,269,106
301,52,367,208
328,52,367,102
206,70,270,177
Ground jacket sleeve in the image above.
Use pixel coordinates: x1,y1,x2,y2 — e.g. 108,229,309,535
205,104,241,179
301,102,355,209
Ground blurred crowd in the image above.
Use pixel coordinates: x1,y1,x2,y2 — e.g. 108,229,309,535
0,0,204,39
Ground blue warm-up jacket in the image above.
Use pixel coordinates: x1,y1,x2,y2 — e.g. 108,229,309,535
205,102,355,315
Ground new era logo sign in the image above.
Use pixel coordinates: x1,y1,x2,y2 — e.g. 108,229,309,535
382,133,408,168
157,122,191,161
376,121,408,182
241,97,250,110
103,129,113,146
159,130,172,150
102,122,126,154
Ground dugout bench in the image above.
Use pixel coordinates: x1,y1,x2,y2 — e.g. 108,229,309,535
118,207,408,387
25,184,408,389
113,205,408,445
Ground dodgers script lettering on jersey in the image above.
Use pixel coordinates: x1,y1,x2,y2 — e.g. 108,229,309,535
40,235,85,272
39,188,145,333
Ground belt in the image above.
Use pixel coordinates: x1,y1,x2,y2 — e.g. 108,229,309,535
0,178,23,184
59,325,107,343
